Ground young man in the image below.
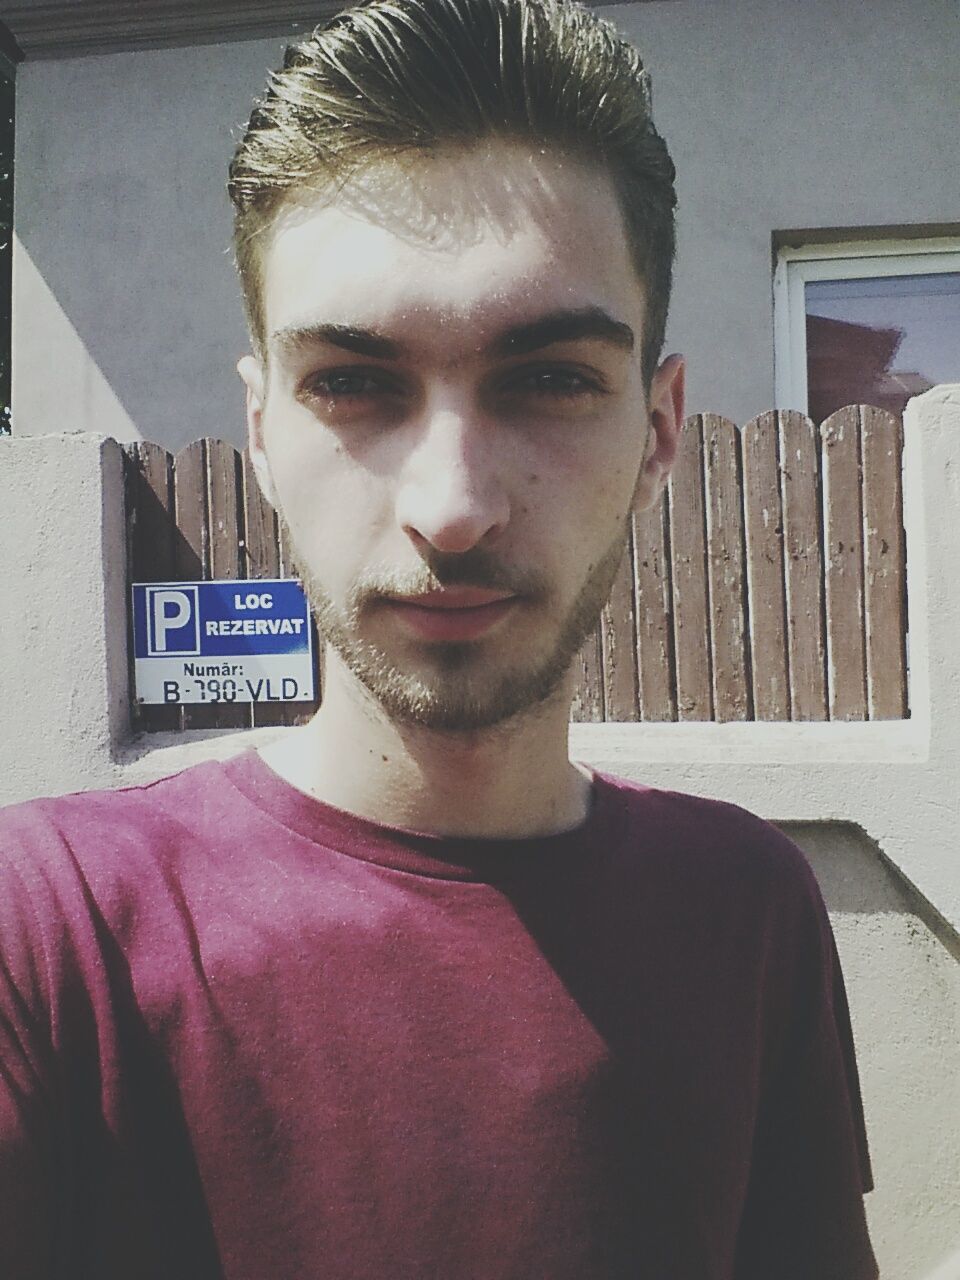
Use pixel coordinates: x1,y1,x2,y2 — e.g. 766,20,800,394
1,0,878,1275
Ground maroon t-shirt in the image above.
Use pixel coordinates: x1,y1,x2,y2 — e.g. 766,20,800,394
0,751,876,1279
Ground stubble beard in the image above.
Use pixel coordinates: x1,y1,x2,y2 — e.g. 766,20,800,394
280,513,630,733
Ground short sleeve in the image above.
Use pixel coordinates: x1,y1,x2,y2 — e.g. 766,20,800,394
734,867,878,1280
0,841,59,1279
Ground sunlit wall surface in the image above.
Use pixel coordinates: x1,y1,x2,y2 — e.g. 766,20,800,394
0,51,13,435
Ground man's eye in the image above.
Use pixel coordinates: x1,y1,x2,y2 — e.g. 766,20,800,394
304,370,389,399
509,368,603,399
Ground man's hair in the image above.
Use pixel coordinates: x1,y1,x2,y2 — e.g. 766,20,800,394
228,0,676,389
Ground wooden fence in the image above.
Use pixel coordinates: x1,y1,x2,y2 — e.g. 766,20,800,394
123,403,908,732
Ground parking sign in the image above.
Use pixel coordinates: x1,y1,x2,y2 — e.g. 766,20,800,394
132,579,315,705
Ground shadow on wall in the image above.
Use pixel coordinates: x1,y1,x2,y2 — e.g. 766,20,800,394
783,821,960,1280
13,40,280,450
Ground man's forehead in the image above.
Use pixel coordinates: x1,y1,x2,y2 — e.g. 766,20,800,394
266,139,619,245
259,159,645,365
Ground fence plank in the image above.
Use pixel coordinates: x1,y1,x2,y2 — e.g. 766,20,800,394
241,450,295,728
668,416,712,719
204,440,249,730
124,441,179,731
861,407,908,718
277,517,322,722
173,440,208,731
703,415,749,721
572,623,604,722
821,407,866,719
127,441,175,581
173,440,206,580
207,440,243,580
632,498,676,720
600,532,639,721
241,449,278,581
741,413,789,719
779,411,827,720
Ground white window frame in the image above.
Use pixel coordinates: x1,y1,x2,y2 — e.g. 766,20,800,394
773,237,960,414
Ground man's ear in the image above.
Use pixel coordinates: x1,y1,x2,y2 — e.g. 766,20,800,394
237,354,278,509
634,353,686,512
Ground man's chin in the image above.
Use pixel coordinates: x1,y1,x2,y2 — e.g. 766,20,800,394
333,638,575,733
373,667,570,733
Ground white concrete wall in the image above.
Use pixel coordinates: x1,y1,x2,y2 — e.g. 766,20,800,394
2,386,959,1277
11,0,960,449
0,430,129,799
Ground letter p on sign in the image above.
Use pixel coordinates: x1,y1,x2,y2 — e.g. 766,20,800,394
147,586,200,655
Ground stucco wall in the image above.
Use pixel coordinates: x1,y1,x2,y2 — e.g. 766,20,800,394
11,0,960,449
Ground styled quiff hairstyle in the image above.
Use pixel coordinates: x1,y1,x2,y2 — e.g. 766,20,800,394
228,0,677,388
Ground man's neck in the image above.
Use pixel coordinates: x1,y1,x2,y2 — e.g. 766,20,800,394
257,651,593,840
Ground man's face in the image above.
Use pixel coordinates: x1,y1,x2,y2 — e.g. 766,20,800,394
242,142,684,732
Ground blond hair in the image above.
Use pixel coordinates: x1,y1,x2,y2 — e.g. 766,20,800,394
228,0,677,387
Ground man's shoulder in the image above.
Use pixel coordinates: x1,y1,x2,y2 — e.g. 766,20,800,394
594,770,820,903
1,754,230,832
0,756,235,903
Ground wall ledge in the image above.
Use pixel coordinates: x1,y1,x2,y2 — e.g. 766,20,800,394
5,0,655,59
5,2,339,59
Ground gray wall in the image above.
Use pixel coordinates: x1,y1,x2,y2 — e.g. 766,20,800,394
13,36,283,450
12,0,960,451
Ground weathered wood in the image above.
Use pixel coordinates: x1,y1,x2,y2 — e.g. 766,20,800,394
241,450,295,728
124,441,179,731
861,407,908,718
276,517,322,722
779,411,827,720
204,440,249,730
173,440,208,731
207,440,243,579
821,407,867,719
600,531,639,721
572,623,605,722
668,416,712,720
172,439,206,581
632,497,676,721
702,415,749,721
741,413,790,720
126,441,175,582
241,449,278,581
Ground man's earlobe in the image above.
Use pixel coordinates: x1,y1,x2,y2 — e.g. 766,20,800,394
237,354,278,509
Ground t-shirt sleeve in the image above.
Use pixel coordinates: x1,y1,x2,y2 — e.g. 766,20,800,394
0,814,66,1279
734,848,878,1280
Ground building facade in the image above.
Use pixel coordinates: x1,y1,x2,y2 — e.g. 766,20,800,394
7,0,960,450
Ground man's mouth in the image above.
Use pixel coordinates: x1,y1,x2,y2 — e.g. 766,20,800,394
382,588,519,641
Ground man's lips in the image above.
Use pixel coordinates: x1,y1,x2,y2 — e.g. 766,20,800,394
381,588,519,640
387,588,515,609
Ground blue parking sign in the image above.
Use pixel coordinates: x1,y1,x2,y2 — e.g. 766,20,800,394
132,580,315,705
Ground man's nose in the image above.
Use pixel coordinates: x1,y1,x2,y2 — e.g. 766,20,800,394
395,401,510,554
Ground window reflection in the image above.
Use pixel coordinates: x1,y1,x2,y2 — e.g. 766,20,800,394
805,272,960,424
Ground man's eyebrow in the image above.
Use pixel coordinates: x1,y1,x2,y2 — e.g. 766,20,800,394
270,323,402,360
491,308,635,357
268,306,635,362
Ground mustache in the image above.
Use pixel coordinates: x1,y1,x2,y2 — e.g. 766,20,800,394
348,547,548,611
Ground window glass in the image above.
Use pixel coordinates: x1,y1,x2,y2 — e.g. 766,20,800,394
805,272,960,426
